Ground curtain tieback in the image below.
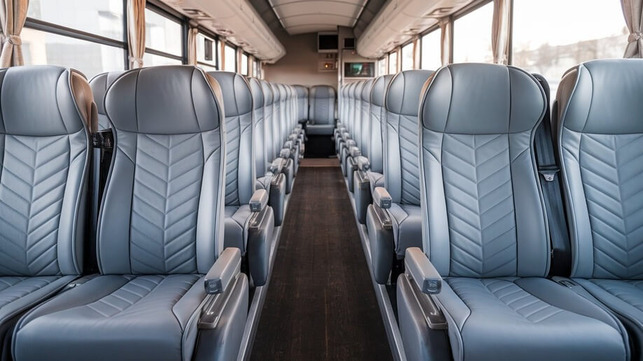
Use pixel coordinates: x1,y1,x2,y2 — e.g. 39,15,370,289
628,32,643,42
2,35,22,46
128,56,143,65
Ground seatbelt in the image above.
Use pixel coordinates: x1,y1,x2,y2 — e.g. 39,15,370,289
532,74,571,277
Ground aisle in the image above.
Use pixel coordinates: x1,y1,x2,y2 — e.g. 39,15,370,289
250,159,393,361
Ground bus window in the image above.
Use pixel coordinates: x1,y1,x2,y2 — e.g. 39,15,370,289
197,33,218,70
224,44,236,72
241,53,249,75
378,57,387,75
421,29,441,70
512,0,626,95
454,2,493,63
22,1,125,79
401,42,414,71
388,51,398,74
144,7,182,64
27,0,123,40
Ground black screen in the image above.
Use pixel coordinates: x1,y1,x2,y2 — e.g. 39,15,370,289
318,34,338,51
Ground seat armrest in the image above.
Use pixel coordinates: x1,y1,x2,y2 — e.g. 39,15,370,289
405,248,442,295
269,158,284,174
345,139,356,149
204,248,241,294
250,189,269,212
349,146,361,158
373,187,392,209
283,140,293,150
288,133,298,142
355,156,370,172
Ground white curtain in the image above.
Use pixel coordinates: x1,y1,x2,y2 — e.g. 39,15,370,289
492,0,510,64
187,24,198,65
127,0,145,68
0,0,28,67
622,0,643,57
440,19,452,65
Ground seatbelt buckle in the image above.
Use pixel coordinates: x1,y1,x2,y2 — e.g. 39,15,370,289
538,165,559,182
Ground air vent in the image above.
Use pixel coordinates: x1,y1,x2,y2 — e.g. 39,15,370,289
425,7,452,17
344,38,355,49
184,8,209,19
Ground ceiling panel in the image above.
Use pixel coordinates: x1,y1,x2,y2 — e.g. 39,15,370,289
269,0,368,35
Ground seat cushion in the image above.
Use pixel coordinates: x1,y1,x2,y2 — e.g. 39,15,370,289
388,203,422,256
306,124,335,135
224,205,251,253
575,279,643,357
435,277,629,361
13,274,205,361
0,276,75,326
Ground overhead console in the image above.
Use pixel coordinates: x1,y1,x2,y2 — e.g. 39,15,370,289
168,0,286,63
356,0,470,59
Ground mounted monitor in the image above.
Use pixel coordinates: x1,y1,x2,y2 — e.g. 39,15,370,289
344,62,375,78
318,32,338,53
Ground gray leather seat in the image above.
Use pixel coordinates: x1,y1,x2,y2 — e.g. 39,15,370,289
13,66,250,361
208,71,275,287
307,85,336,135
0,65,94,355
366,70,432,284
249,78,287,227
335,83,354,157
262,80,294,194
555,59,643,361
397,63,629,361
273,83,300,175
346,79,374,192
354,75,393,224
341,81,363,176
294,85,308,122
89,71,124,131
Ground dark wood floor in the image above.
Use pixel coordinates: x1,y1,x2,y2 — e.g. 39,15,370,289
250,164,393,361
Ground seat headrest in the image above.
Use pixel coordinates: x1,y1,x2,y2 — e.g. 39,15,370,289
558,59,643,134
208,71,252,117
295,85,308,98
248,78,264,109
387,70,434,116
260,80,273,105
105,66,223,134
0,65,94,136
353,81,364,98
90,71,125,116
371,75,393,107
310,85,335,99
421,64,545,134
361,79,374,102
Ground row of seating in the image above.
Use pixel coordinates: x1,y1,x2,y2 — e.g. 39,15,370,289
0,65,304,361
336,60,643,361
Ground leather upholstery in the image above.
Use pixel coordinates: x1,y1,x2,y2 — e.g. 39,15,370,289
208,71,256,253
13,66,246,361
294,85,308,122
261,80,276,160
89,71,124,130
409,63,629,361
0,65,93,342
368,75,393,174
359,79,374,158
381,70,433,255
557,59,643,360
249,78,267,176
307,85,336,135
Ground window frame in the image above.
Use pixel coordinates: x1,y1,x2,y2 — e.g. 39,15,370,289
419,25,442,70
451,0,494,64
144,3,186,64
196,27,219,71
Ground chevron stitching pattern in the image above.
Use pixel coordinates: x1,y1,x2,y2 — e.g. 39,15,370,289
0,276,58,308
84,275,199,318
580,134,643,279
449,278,565,323
0,135,71,276
225,115,241,206
397,114,421,205
131,134,202,274
589,279,643,312
442,134,517,277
